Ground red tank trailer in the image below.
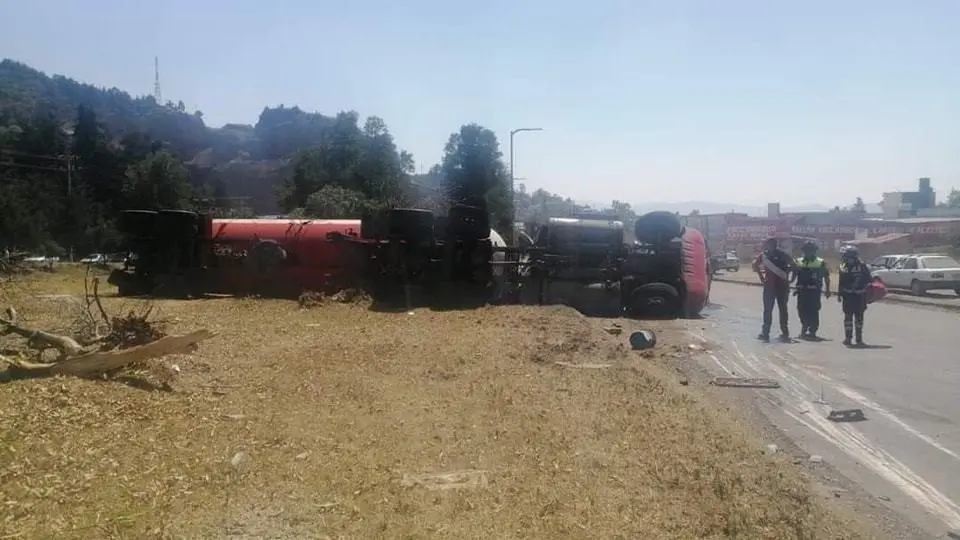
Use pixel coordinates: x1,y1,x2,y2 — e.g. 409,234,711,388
108,209,364,298
206,218,362,295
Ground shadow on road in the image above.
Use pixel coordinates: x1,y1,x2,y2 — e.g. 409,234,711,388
886,289,959,301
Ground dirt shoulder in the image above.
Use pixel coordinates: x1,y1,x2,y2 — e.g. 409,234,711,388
715,268,960,310
1,269,880,539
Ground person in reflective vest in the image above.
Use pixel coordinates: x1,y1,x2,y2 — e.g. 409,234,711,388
752,237,795,342
793,240,831,340
837,246,873,347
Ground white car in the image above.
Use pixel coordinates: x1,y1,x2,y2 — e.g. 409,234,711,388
723,252,740,272
871,254,960,296
22,255,59,266
79,253,106,265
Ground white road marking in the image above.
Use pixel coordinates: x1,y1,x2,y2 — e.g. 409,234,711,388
693,322,960,530
802,370,960,464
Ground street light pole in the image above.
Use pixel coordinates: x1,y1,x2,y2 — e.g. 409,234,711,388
508,127,542,243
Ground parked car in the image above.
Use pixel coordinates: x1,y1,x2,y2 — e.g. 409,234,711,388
722,252,740,272
79,253,106,265
22,255,59,269
870,254,960,296
868,254,908,271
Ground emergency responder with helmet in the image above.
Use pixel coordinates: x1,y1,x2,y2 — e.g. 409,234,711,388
837,245,873,347
794,240,831,340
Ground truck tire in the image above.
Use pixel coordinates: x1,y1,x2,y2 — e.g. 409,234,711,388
118,210,158,239
634,211,685,244
447,204,490,240
628,282,681,318
387,209,435,242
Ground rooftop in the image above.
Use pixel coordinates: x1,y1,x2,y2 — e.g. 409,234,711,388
850,233,911,245
861,217,960,224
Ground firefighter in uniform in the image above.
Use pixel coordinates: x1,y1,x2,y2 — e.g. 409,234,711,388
794,241,831,340
837,246,873,347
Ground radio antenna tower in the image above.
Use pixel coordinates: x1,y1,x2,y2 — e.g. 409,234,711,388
153,56,163,103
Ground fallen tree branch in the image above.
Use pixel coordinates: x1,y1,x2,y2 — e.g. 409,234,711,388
2,329,215,378
1,307,88,359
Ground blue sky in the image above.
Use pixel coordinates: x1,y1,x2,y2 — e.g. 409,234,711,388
2,0,958,207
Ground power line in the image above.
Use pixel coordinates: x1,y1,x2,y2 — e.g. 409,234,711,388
0,161,65,174
0,148,69,175
0,148,65,162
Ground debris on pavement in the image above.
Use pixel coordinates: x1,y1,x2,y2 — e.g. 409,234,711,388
709,376,781,389
827,408,867,423
629,330,657,350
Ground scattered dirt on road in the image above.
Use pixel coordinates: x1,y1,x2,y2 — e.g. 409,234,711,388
1,268,871,539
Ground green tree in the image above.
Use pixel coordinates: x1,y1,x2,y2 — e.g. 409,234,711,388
946,189,960,208
279,113,413,213
72,105,126,213
439,124,511,233
122,150,192,210
514,185,593,224
852,197,866,213
302,185,380,218
608,200,637,223
0,173,49,251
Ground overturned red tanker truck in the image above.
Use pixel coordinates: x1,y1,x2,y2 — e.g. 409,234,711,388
107,206,708,318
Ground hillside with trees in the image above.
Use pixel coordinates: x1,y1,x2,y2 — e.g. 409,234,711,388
1,58,632,257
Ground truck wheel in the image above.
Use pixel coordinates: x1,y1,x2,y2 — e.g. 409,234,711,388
910,280,924,296
628,282,681,318
954,288,960,296
634,211,685,244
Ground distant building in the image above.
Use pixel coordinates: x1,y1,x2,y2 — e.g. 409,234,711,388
882,177,936,218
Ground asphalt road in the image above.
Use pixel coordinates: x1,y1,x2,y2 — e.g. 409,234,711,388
693,281,960,537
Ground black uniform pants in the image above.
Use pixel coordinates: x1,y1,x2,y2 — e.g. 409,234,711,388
841,293,867,340
796,290,822,334
762,285,790,336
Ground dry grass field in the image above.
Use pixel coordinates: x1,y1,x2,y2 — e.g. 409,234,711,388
0,267,868,539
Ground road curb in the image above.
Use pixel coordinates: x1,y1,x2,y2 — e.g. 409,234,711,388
712,277,960,312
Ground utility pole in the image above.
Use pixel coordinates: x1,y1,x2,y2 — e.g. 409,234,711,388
154,56,163,104
62,126,75,262
508,127,543,244
66,150,72,196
